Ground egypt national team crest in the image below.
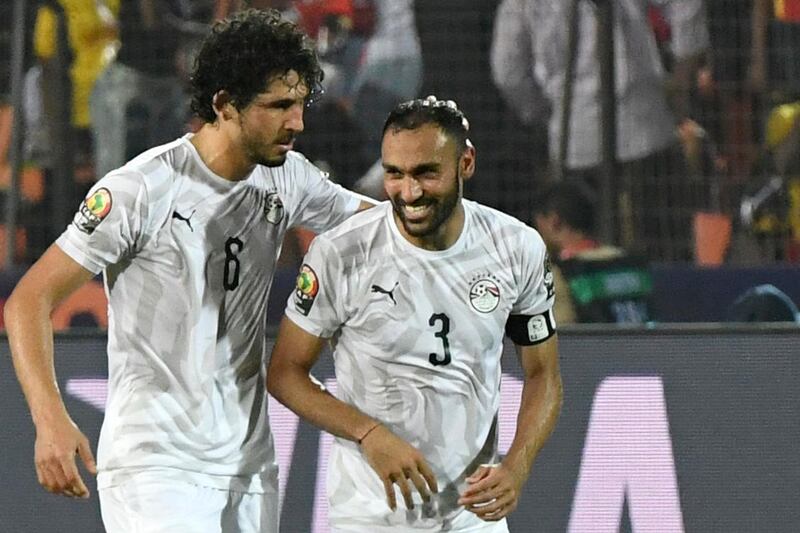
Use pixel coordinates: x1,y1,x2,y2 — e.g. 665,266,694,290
264,192,284,224
74,187,112,234
469,278,501,313
294,264,319,316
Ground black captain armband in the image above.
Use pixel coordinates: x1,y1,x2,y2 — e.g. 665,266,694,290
505,309,556,345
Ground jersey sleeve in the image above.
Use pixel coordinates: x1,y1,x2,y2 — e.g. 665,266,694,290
284,235,347,338
512,228,556,316
55,170,151,274
287,155,365,232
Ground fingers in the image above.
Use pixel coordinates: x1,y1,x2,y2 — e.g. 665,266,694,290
363,430,439,511
394,474,415,509
460,471,497,499
459,467,521,522
407,469,431,504
77,438,98,475
382,478,397,511
382,462,439,510
417,461,439,495
466,464,493,484
36,447,93,498
471,494,517,521
37,459,68,495
469,486,519,521
60,455,90,499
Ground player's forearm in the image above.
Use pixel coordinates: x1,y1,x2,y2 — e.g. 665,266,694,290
4,290,69,426
267,362,378,443
502,366,562,480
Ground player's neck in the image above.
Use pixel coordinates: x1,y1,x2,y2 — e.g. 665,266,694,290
191,124,256,182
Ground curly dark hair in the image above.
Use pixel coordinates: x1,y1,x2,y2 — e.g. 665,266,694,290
190,8,324,123
382,96,471,152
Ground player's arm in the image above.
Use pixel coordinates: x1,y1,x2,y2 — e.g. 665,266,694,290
4,244,98,498
459,334,562,521
267,317,438,510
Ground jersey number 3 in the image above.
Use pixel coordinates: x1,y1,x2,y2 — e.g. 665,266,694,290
429,313,452,366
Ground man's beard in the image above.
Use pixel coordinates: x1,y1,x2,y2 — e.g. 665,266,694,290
242,124,292,167
392,171,461,238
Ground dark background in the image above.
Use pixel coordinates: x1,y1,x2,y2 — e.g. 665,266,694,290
2,327,799,532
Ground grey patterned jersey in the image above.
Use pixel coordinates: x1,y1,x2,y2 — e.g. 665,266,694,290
285,200,555,529
56,134,363,493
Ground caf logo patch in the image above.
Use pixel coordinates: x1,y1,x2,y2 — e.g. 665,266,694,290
527,314,549,342
469,278,500,313
264,192,284,224
294,264,319,316
74,187,112,234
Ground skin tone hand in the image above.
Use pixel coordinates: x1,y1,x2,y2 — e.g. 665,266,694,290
5,245,99,498
458,463,524,521
34,411,97,499
268,318,437,512
458,336,562,522
359,424,439,511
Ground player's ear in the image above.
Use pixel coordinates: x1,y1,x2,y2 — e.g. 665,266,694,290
459,139,476,181
212,90,235,122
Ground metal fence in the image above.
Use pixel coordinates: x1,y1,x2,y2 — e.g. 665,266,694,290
1,1,800,267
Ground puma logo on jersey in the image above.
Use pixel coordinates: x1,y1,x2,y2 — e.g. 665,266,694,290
371,282,399,305
172,209,195,232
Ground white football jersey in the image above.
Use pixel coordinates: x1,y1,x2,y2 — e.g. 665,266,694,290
56,134,362,493
285,200,555,529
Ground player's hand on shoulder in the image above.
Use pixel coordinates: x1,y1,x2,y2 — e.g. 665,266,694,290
34,413,97,499
359,424,439,511
458,463,524,521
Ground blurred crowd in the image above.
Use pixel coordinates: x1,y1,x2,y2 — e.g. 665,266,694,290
1,0,799,326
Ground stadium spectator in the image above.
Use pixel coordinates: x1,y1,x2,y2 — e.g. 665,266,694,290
350,0,422,167
289,0,378,186
268,96,562,531
5,9,372,532
751,0,800,103
491,0,709,261
89,0,191,179
33,0,118,178
534,180,652,325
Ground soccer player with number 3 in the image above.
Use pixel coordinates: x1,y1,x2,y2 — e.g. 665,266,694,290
268,96,563,532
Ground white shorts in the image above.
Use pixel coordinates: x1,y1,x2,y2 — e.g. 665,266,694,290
98,472,278,533
327,444,509,533
331,514,508,533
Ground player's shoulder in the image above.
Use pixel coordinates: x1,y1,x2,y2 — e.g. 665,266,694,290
467,199,543,241
317,201,388,244
111,137,190,191
463,200,545,254
309,202,390,264
93,137,195,218
255,151,324,184
284,150,316,170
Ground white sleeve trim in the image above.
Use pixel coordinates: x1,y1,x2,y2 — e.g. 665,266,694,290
55,233,104,274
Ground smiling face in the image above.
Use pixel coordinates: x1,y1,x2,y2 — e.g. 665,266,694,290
235,70,309,167
382,123,475,250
